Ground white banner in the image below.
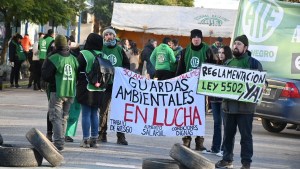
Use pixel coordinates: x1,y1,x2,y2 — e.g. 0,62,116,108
109,68,205,137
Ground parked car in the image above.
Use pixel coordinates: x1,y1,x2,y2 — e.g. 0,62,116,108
255,78,300,133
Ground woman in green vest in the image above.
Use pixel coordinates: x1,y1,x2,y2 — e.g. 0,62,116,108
76,33,104,148
9,33,26,88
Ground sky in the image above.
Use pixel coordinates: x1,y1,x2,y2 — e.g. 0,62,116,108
194,0,240,9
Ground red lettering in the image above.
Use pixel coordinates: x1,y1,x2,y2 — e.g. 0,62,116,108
175,107,184,126
183,107,192,125
164,108,175,126
192,106,202,125
152,108,163,125
124,103,134,122
135,105,147,123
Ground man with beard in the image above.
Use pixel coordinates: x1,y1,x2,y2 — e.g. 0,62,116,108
99,27,130,145
215,35,263,169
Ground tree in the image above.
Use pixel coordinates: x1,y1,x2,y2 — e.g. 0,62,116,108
0,0,86,64
92,0,193,34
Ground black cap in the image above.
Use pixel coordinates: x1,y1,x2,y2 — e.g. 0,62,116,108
234,35,249,46
190,29,203,39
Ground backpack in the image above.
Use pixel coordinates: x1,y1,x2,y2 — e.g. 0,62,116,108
87,51,114,89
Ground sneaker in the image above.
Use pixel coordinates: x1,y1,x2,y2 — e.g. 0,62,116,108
241,163,251,169
215,160,233,168
90,138,98,148
202,149,219,154
65,136,74,142
10,84,14,88
27,84,32,88
216,151,223,157
80,139,90,148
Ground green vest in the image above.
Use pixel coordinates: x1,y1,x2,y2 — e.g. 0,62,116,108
102,45,123,67
184,43,209,72
170,48,182,72
12,41,26,61
39,36,54,59
226,53,251,69
48,53,79,97
81,50,106,91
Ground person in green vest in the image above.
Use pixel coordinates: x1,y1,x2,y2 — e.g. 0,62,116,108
41,35,79,151
76,33,106,148
9,33,26,88
99,27,130,145
215,35,263,169
176,29,214,151
39,29,55,142
170,38,183,77
150,37,176,80
64,36,82,143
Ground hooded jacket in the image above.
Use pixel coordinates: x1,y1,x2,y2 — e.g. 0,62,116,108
76,33,105,107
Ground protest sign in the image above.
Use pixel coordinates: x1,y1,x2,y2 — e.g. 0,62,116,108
109,68,205,137
197,63,266,103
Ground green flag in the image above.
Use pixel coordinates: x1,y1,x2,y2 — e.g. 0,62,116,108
233,0,300,79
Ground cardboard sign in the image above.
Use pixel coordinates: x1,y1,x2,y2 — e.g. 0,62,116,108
197,63,266,103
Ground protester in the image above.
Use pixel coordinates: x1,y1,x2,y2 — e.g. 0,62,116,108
215,35,263,169
211,37,223,56
41,35,79,151
30,32,44,90
176,29,214,151
64,36,81,143
125,40,140,73
138,39,157,78
150,37,176,80
76,33,105,148
203,46,232,157
99,27,130,145
9,33,26,88
170,38,182,77
39,29,55,142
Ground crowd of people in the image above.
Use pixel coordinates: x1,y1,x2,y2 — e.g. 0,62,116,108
8,27,270,169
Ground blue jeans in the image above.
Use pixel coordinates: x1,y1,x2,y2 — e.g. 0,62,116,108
81,104,99,140
211,102,224,152
222,113,253,164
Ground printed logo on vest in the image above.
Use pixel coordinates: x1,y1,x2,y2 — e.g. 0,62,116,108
190,56,200,68
63,64,74,80
107,54,117,65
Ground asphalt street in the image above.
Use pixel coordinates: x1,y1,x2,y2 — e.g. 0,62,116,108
0,87,299,169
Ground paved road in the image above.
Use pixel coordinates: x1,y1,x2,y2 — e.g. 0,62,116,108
0,88,299,169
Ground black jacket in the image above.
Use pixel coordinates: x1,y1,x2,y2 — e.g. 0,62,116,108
41,47,71,92
8,40,20,63
140,43,155,77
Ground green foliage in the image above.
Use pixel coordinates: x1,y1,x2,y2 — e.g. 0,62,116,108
0,0,86,64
